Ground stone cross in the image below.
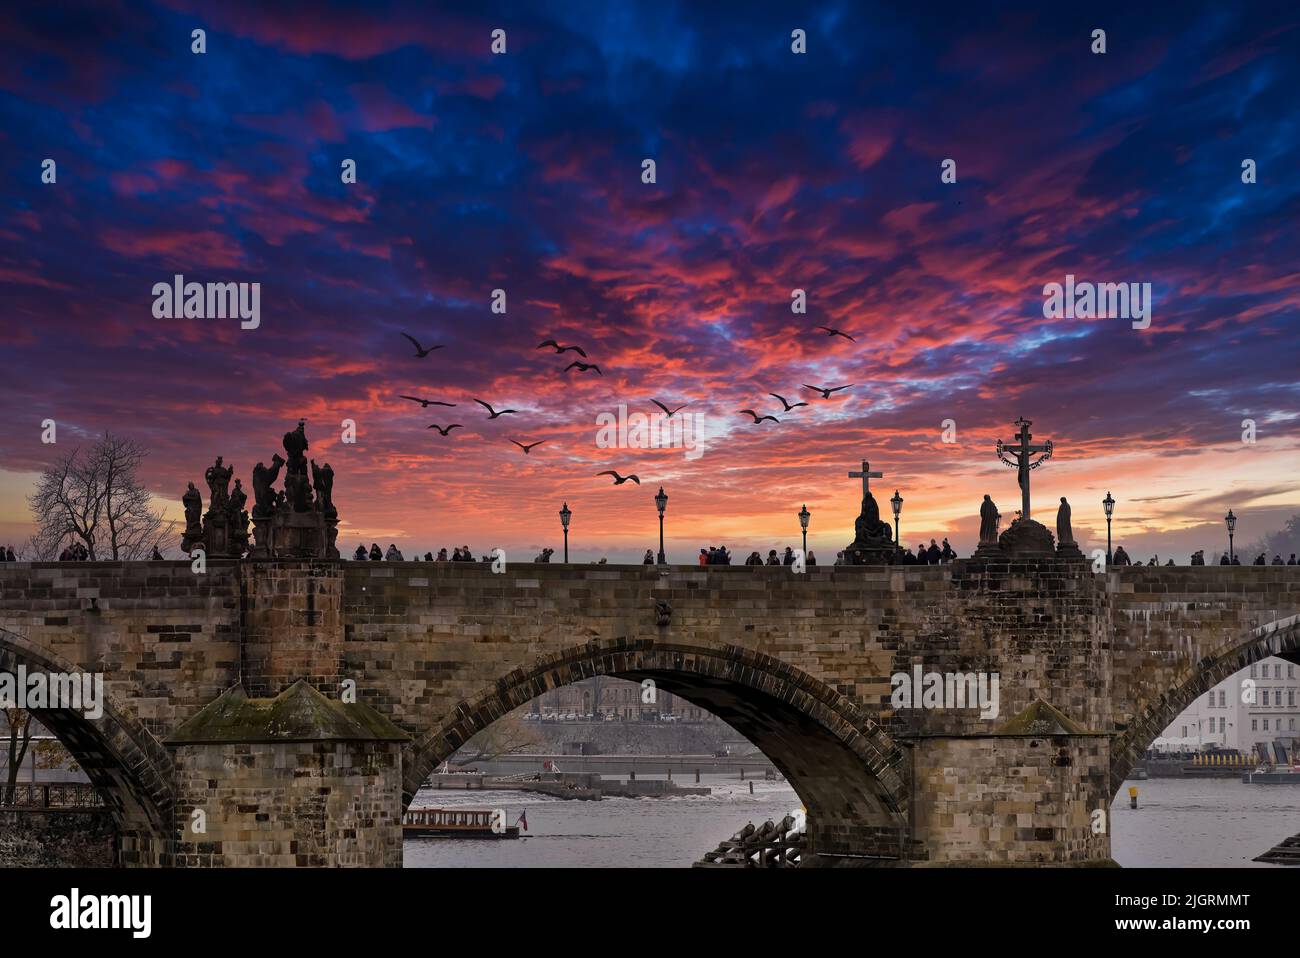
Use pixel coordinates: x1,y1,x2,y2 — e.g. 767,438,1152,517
848,460,882,499
997,418,1053,521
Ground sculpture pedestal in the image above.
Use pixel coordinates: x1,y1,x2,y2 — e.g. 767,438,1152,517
1056,541,1085,559
252,508,339,559
998,518,1055,557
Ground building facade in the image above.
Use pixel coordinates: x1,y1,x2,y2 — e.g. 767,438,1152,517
531,676,715,722
1157,655,1299,754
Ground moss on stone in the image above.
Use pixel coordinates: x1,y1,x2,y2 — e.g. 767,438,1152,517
994,697,1091,735
165,680,410,744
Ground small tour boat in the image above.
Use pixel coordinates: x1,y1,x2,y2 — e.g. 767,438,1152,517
403,807,527,838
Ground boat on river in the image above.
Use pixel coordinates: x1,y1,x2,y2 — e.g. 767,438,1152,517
403,807,526,838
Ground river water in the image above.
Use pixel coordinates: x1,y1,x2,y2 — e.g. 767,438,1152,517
404,775,1299,868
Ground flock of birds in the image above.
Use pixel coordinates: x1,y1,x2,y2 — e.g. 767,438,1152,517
396,325,858,485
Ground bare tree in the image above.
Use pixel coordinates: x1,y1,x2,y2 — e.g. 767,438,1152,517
27,432,174,560
451,708,542,767
1,709,34,805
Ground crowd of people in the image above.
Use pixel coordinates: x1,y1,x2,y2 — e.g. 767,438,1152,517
1110,545,1298,566
351,543,488,562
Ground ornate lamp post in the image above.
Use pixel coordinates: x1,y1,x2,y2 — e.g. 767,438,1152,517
890,490,903,555
798,504,810,555
1225,509,1236,563
559,502,571,563
655,487,668,565
1102,491,1115,564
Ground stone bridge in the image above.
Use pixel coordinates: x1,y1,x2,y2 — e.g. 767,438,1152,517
1,558,1297,867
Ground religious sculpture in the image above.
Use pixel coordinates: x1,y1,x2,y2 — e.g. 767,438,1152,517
1056,497,1073,545
979,495,1000,545
204,456,234,511
842,459,895,564
251,455,285,518
181,421,339,560
1055,496,1083,557
311,459,335,516
182,482,202,532
282,420,314,512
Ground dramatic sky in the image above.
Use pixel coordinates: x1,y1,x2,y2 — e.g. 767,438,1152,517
1,0,1298,562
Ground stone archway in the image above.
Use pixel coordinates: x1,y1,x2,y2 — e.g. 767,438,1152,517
1110,614,1300,793
404,638,910,862
0,627,175,866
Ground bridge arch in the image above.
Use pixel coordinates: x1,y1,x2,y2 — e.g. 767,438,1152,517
0,627,175,864
1110,614,1300,793
404,638,910,862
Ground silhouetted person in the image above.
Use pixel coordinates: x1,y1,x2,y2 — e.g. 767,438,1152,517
1289,554,1297,565
766,550,780,566
642,549,654,565
926,539,942,565
1272,554,1284,565
151,546,164,560
369,543,382,561
1219,553,1230,565
699,549,709,566
4,547,12,562
354,544,367,560
807,550,817,567
745,551,762,566
783,547,794,566
1190,550,1204,566
1254,553,1266,565
941,538,956,561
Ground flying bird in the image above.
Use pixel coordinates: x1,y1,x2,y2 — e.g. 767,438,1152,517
474,399,518,419
511,440,546,454
769,393,808,411
739,409,780,424
400,395,456,408
597,471,641,485
537,340,588,358
564,361,602,376
426,424,463,436
650,400,690,417
400,333,444,357
802,383,854,399
815,326,856,342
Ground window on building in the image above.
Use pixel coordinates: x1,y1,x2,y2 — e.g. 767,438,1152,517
1290,665,1295,679
1219,690,1226,707
1208,692,1214,707
1262,690,1269,706
1252,720,1258,731
1290,691,1296,707
1264,719,1270,731
1276,665,1283,680
1250,664,1257,678
1291,719,1296,731
1220,718,1226,733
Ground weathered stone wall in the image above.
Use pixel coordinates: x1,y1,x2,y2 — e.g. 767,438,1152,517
0,809,116,867
909,734,1111,865
0,561,242,738
170,741,404,867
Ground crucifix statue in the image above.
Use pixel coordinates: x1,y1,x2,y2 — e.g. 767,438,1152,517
996,418,1053,521
848,459,888,534
848,459,882,501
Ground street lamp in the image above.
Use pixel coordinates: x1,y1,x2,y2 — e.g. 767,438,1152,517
1225,509,1237,563
655,487,669,565
1102,491,1115,565
559,502,571,563
890,490,903,555
798,504,810,555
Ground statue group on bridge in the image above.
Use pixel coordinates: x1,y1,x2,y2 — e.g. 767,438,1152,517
181,420,339,559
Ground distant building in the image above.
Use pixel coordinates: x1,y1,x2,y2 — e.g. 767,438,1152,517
532,677,714,722
1156,655,1299,754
